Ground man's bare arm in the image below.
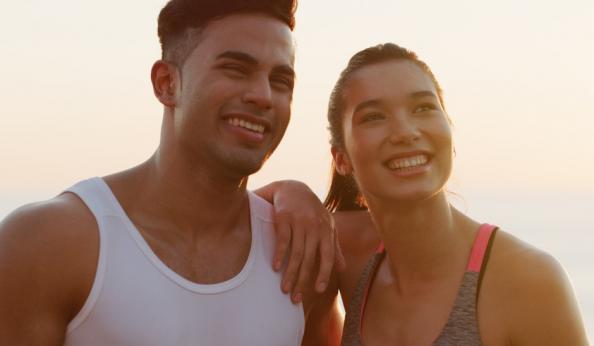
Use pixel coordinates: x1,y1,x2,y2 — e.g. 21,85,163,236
254,180,345,302
301,270,343,346
0,195,97,345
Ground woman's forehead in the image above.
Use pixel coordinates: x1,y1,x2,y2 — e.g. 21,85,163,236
344,60,437,105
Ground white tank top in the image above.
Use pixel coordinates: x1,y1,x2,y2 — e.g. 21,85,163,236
64,177,304,346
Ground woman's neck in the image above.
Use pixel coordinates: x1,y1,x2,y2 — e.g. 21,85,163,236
367,192,477,290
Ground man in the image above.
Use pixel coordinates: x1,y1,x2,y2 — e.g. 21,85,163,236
0,0,342,344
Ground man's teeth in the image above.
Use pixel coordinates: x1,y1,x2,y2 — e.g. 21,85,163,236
228,118,265,134
387,155,428,170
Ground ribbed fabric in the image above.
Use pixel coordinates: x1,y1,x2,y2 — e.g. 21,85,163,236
64,177,304,346
341,224,498,346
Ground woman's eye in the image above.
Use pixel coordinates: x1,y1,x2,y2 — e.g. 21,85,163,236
413,103,437,113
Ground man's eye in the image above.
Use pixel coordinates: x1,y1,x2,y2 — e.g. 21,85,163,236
361,113,384,122
271,76,294,91
222,64,247,75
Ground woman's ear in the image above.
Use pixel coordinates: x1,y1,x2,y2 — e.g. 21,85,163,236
331,146,353,176
151,60,179,107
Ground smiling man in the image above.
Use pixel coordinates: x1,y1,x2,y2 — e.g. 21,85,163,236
0,1,341,345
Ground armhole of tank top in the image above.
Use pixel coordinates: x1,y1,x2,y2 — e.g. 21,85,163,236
476,227,498,304
66,211,108,334
359,245,386,337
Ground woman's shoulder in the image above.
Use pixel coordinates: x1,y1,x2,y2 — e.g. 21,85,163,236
479,228,588,345
333,210,380,256
487,229,567,288
333,210,382,304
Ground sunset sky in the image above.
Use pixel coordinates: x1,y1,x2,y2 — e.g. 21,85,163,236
1,1,592,195
1,0,593,338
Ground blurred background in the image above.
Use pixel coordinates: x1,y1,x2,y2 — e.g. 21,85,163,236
1,0,592,339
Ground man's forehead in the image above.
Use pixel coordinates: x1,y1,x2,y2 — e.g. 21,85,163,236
201,12,293,45
196,13,295,66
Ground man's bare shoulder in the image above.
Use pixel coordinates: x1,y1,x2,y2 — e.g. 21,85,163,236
0,193,98,249
0,193,99,327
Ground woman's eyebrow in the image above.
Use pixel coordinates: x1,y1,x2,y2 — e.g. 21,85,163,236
353,99,382,114
410,90,437,99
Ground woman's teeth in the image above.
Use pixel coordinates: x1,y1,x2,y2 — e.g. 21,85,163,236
227,118,265,134
387,155,428,170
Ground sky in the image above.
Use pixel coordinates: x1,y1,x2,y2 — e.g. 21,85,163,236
1,0,593,339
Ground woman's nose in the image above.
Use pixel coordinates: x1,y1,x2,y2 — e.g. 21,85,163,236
388,113,421,144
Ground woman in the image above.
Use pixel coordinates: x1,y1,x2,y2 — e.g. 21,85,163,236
316,43,588,345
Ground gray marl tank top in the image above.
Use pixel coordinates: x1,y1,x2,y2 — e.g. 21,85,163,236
341,224,498,346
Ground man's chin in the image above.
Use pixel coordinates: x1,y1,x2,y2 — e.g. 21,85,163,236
225,157,267,179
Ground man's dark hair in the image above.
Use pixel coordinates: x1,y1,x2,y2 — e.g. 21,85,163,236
157,0,298,66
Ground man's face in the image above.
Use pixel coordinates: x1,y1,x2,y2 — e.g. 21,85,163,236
173,13,295,179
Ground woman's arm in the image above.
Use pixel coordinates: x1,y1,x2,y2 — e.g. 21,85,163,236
509,251,588,345
482,232,589,345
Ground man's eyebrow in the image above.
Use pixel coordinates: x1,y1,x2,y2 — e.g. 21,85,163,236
353,99,382,114
216,50,295,79
272,65,295,79
216,51,258,65
411,90,437,99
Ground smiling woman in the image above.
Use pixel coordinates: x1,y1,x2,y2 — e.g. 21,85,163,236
318,43,590,345
334,61,452,205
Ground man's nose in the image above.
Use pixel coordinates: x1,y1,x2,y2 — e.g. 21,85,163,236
241,75,272,110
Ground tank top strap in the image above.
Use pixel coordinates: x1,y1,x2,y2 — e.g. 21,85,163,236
466,224,498,273
64,177,122,218
340,242,385,346
359,242,386,327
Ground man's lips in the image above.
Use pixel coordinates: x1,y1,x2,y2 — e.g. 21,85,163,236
226,117,265,134
222,112,271,134
222,113,271,144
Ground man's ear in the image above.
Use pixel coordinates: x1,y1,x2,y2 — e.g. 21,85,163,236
151,60,179,107
331,146,352,176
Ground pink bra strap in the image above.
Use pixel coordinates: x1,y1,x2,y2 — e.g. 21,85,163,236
466,224,497,273
375,242,385,254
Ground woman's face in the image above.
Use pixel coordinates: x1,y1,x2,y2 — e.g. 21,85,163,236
333,60,453,206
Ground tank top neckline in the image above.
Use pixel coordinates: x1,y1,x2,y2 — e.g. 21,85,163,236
358,223,498,345
91,176,258,294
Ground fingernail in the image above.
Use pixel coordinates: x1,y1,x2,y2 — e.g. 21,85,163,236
293,293,302,303
273,260,281,271
283,281,291,293
317,281,327,292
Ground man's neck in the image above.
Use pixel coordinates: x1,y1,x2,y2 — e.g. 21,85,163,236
105,150,251,239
